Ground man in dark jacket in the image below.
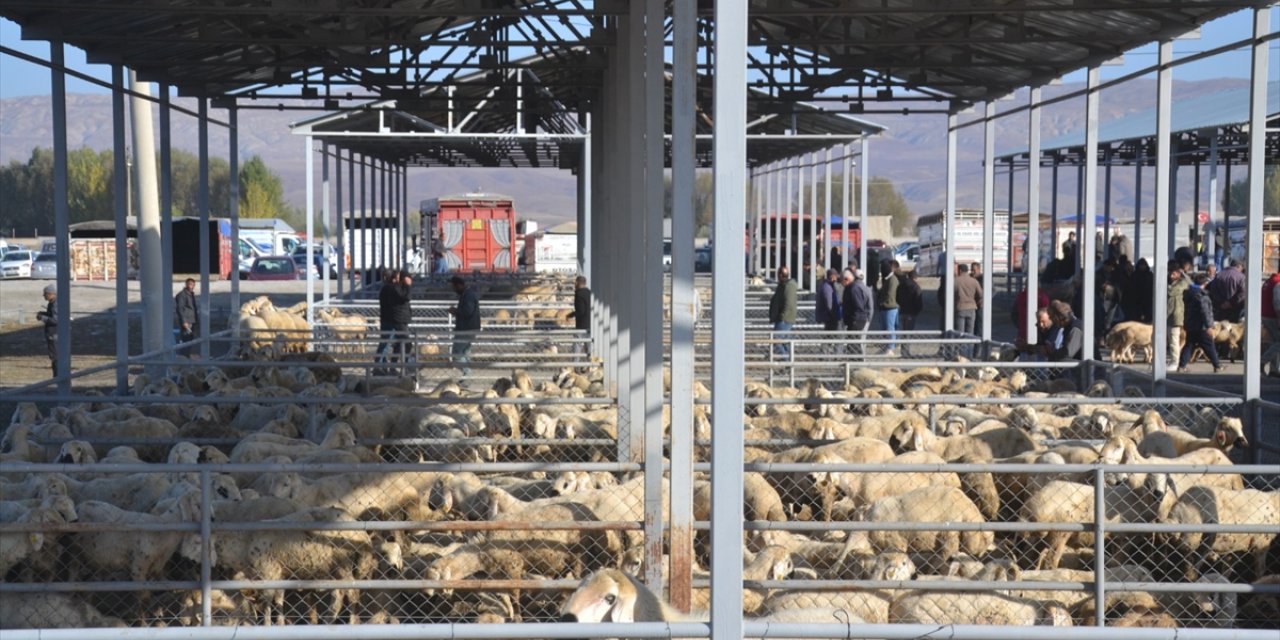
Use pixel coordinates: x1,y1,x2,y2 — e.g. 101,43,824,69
1207,258,1246,322
842,268,873,356
816,269,841,332
1046,300,1083,362
448,275,481,376
376,270,413,371
36,284,58,376
1179,273,1223,372
896,270,924,356
174,278,199,357
567,275,591,354
878,260,901,356
768,267,797,357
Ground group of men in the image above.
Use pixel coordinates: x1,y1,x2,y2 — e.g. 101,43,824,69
376,270,480,376
770,261,923,357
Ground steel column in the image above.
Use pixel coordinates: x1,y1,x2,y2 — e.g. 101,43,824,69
1006,160,1015,295
52,42,71,388
809,151,819,292
824,147,833,274
335,147,345,297
944,115,957,331
1134,163,1143,265
641,0,665,594
1025,88,1042,343
710,1,748,636
1050,158,1059,259
321,144,331,302
841,146,851,273
614,10,635,460
577,122,592,278
1152,40,1174,389
859,137,869,279
773,161,782,277
158,84,174,350
1207,137,1219,266
1168,139,1180,255
981,102,996,343
1081,67,1100,362
668,0,696,611
305,136,316,327
784,156,793,278
1244,7,1270,461
197,97,211,359
359,154,367,287
111,64,128,393
1103,155,1113,258
229,107,241,318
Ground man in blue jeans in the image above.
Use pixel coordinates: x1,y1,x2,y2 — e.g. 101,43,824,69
877,260,901,356
768,266,797,357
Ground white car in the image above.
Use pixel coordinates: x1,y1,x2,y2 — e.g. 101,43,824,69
0,250,36,279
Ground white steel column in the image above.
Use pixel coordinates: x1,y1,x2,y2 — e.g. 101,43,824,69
981,102,996,342
824,147,833,274
1081,67,1100,361
578,124,592,278
1243,7,1269,456
305,137,316,327
336,148,345,297
710,1,747,636
809,151,819,291
616,8,636,460
1152,40,1174,387
1207,137,1219,265
772,162,782,277
1025,88,1042,343
229,107,241,318
641,0,665,593
944,115,957,331
51,43,71,391
859,137,869,278
197,98,211,359
842,145,851,273
321,144,332,302
111,64,128,393
784,156,793,278
158,84,174,350
668,0,696,611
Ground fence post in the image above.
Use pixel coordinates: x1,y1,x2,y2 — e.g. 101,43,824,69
1093,466,1106,627
199,468,213,627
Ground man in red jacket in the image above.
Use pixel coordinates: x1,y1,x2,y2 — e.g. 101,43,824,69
1263,269,1280,378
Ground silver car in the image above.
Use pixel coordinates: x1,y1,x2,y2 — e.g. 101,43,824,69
30,252,58,279
0,250,35,279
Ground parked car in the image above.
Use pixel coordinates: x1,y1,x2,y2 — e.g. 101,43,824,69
0,250,36,279
694,245,713,272
290,244,338,278
29,252,59,280
247,256,303,281
894,241,920,270
238,238,265,280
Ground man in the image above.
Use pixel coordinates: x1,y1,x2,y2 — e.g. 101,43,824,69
1013,280,1050,352
1207,258,1245,322
969,262,984,337
897,270,924,356
1046,300,1083,362
952,263,981,337
1122,258,1155,324
567,275,592,354
1025,308,1057,360
376,270,413,372
877,260,901,356
768,266,797,357
434,251,449,274
1179,273,1222,373
1167,260,1190,367
174,278,199,357
816,268,841,332
448,275,480,377
1062,231,1078,265
842,268,873,356
1261,268,1280,378
36,284,58,376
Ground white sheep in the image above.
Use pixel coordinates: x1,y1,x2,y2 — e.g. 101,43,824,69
889,592,1073,626
0,593,124,629
1138,417,1249,459
1163,485,1279,581
0,505,69,576
858,486,992,574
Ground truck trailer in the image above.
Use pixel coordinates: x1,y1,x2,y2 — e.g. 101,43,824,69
421,194,517,273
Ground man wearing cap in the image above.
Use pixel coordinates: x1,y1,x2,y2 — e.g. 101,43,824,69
375,270,413,373
36,284,59,376
174,278,199,357
448,275,481,377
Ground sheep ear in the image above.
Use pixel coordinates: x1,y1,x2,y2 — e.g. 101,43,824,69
912,430,925,452
29,532,44,550
609,591,635,623
1215,429,1227,446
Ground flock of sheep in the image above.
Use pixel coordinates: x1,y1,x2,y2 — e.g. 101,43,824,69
1,289,1277,631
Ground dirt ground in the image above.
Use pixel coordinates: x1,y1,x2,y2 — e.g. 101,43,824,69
0,278,315,391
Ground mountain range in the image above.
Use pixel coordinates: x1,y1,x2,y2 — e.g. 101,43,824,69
0,77,1248,229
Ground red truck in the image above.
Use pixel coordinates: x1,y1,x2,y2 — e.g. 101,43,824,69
420,194,517,273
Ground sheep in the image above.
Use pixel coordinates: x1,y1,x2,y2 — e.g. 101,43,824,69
0,473,70,501
1102,435,1244,499
66,413,178,462
0,505,68,576
1163,485,1280,581
0,593,124,629
1138,416,1249,458
65,471,181,513
1106,321,1155,363
0,424,46,463
856,486,992,574
829,451,961,510
694,472,787,523
888,420,1039,461
889,592,1073,626
253,470,425,520
67,490,202,589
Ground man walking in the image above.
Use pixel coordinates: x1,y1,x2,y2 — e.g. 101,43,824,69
1167,260,1189,367
567,275,592,355
842,268,873,356
174,278,199,358
877,260,901,356
448,275,480,377
36,284,59,376
768,266,797,357
1178,273,1222,373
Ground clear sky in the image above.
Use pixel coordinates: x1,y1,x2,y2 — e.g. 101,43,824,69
0,8,1273,99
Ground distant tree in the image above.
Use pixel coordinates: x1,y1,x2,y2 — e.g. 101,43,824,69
1224,166,1280,218
239,155,290,219
0,147,54,235
66,147,114,223
167,149,230,218
780,173,915,235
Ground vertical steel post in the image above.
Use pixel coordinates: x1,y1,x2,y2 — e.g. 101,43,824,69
359,154,367,288
305,136,316,327
229,107,241,319
578,124,592,278
321,143,331,302
111,64,128,393
159,84,174,351
1082,66,1100,362
1152,40,1174,390
1169,139,1179,255
200,469,213,626
1104,154,1113,257
615,9,635,461
1134,162,1143,265
130,75,162,359
1093,467,1106,628
197,98,211,359
981,102,996,342
1244,7,1270,459
51,42,71,392
1026,88,1042,343
842,145,851,273
776,160,785,277
336,147,345,297
1207,137,1219,265
1006,160,1015,295
944,115,957,331
784,156,793,279
859,137,869,280
824,147,833,274
711,2,747,636
668,0,696,611
641,0,665,594
809,151,819,292
1050,157,1059,258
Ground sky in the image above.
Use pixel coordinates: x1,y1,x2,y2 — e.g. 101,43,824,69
0,8,1275,99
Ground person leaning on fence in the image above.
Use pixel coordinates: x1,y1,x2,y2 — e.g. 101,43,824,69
842,268,873,356
567,275,592,355
375,270,413,372
768,266,797,357
1045,300,1083,363
1262,267,1280,378
1178,273,1223,373
174,278,199,358
36,284,58,376
448,275,481,377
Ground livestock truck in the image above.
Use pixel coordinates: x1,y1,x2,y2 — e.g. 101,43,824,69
420,194,517,273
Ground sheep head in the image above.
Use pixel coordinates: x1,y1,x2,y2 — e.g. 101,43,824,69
1213,417,1248,451
56,440,96,464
